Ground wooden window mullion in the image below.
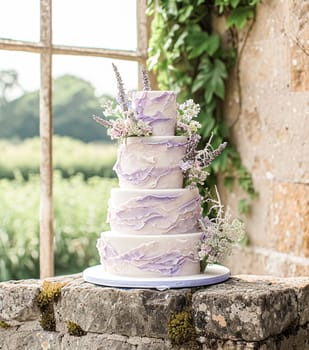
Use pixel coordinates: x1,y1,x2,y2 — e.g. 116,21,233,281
39,0,53,278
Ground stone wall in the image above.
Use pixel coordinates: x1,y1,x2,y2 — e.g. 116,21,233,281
219,0,309,276
0,274,308,349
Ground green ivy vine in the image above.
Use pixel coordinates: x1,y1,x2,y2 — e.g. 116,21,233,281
146,0,261,214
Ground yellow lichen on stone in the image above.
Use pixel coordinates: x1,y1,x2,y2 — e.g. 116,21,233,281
0,320,10,329
167,310,197,345
37,280,66,307
37,280,66,331
66,320,87,336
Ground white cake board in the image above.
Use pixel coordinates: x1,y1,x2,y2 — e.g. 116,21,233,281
83,264,230,290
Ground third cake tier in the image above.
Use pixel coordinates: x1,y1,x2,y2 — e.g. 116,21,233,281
108,187,202,235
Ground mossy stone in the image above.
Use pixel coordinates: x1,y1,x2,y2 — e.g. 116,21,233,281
168,310,197,345
66,320,87,336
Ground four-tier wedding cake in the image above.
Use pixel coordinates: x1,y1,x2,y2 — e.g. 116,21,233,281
90,65,244,282
97,91,203,277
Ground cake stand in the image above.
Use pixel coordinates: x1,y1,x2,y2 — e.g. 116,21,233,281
83,264,230,290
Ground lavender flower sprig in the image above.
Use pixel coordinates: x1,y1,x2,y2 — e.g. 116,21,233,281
92,115,112,128
181,134,227,187
112,63,129,112
142,66,151,91
196,140,227,169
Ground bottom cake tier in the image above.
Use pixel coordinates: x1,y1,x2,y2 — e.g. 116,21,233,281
97,231,202,278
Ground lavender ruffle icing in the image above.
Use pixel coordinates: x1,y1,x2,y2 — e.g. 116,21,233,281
114,164,180,187
134,91,177,125
113,137,187,188
108,191,201,234
133,91,178,136
97,239,198,276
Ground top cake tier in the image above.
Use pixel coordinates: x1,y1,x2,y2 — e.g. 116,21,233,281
132,91,177,136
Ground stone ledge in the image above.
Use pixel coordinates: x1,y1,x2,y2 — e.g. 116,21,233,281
0,274,308,350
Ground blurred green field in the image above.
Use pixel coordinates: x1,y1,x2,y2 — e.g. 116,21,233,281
0,136,117,180
0,137,119,281
0,173,117,281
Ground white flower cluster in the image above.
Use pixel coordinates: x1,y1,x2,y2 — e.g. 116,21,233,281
93,103,152,140
178,99,201,122
198,189,245,270
176,99,201,136
108,111,152,139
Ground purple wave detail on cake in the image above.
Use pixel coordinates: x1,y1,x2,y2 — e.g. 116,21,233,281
97,240,197,276
178,197,201,214
137,112,170,125
114,163,180,186
109,192,201,233
134,92,177,123
141,139,188,148
135,193,181,203
112,208,163,230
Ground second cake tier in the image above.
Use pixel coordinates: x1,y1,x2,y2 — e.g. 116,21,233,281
113,136,188,189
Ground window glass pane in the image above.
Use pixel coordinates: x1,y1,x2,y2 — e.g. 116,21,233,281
0,50,40,153
0,51,40,101
52,55,138,142
52,0,137,50
0,0,40,42
0,51,40,281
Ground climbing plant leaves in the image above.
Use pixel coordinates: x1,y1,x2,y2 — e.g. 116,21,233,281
227,6,255,28
147,0,260,213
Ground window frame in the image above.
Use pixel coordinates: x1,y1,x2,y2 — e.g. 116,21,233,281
0,0,151,278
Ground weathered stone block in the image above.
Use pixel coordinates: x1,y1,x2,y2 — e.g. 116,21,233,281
61,333,133,350
289,0,309,92
61,333,173,350
272,182,309,257
192,278,298,341
0,327,61,350
55,280,192,339
0,280,41,324
200,323,309,350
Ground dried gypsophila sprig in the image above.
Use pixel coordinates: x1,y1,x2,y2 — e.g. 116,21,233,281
142,66,151,91
198,186,245,269
112,63,129,112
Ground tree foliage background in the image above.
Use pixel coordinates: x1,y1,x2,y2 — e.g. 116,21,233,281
0,71,111,143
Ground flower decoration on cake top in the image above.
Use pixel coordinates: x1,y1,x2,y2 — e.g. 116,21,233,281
93,64,152,139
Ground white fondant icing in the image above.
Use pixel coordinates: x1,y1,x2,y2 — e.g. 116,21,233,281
132,91,177,136
97,231,202,277
113,136,187,189
108,188,201,234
